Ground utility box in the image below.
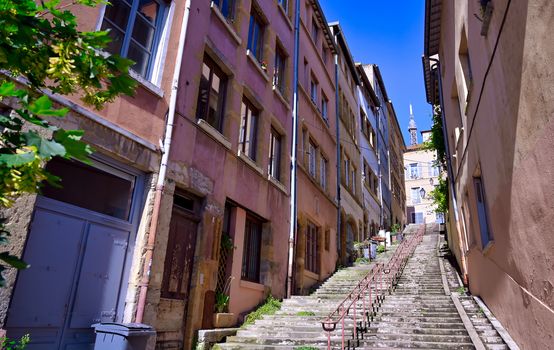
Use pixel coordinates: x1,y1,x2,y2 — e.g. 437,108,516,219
93,323,155,350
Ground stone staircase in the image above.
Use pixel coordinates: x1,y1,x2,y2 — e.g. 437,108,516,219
214,224,513,349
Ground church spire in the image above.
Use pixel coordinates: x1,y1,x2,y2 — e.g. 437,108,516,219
408,104,418,145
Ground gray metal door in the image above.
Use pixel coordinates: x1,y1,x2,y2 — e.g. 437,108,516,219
6,158,142,350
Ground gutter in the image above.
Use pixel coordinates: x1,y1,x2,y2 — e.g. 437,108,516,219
135,0,192,323
333,38,342,262
286,0,301,298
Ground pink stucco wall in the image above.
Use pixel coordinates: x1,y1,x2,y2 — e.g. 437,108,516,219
437,0,554,348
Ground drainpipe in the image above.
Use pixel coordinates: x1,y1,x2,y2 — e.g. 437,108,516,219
135,0,192,323
334,46,341,262
376,108,384,229
387,149,392,229
429,57,468,282
286,0,301,298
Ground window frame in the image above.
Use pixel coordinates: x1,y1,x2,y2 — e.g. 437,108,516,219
196,55,228,132
239,98,259,161
320,155,327,191
321,92,328,120
473,177,493,249
305,222,320,274
310,75,318,104
273,44,287,94
101,0,168,80
311,16,319,43
247,5,266,63
308,140,317,178
269,128,282,181
241,214,262,283
213,0,236,20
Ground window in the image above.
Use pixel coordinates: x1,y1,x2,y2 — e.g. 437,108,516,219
239,98,259,160
247,7,265,63
305,222,319,274
436,212,445,224
324,228,330,251
196,56,227,131
213,0,236,20
273,45,287,94
308,140,317,178
269,128,282,181
474,177,493,249
351,166,356,195
101,0,167,79
320,156,327,190
411,187,421,204
409,163,420,179
343,155,350,187
412,212,424,224
301,128,307,166
310,75,318,104
43,158,135,221
311,17,319,43
459,29,473,96
242,215,262,282
321,93,328,120
322,45,327,64
278,0,288,14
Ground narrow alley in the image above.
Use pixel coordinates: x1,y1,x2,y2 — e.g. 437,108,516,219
214,224,512,349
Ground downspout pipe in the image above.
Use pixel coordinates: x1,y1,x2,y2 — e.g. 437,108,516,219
135,0,192,323
286,0,301,298
334,45,341,261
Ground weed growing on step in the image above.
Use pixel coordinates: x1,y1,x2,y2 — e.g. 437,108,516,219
377,245,385,254
355,257,370,264
456,286,467,294
296,311,316,316
241,296,281,328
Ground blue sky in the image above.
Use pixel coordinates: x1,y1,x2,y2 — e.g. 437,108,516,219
320,0,432,144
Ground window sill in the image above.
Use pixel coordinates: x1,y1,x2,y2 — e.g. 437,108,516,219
129,69,164,98
306,94,329,127
277,3,293,31
268,175,288,195
273,85,291,110
482,240,494,256
238,150,264,176
240,279,265,291
210,2,242,46
197,119,231,150
246,50,270,83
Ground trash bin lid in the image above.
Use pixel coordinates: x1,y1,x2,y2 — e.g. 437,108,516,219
92,323,156,337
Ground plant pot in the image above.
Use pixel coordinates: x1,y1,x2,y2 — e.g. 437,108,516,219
213,313,235,328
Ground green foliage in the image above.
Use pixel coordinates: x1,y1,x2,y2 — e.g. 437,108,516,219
242,296,281,328
296,311,316,316
429,176,449,214
422,105,447,171
377,245,385,254
1,334,30,350
391,223,401,233
0,0,136,286
215,291,230,313
422,105,449,215
355,257,370,264
456,286,467,294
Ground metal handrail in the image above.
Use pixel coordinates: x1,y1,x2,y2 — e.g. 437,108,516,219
321,225,425,349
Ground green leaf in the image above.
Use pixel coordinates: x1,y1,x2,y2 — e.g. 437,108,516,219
28,95,68,117
0,152,35,167
0,252,29,270
24,131,66,158
0,82,16,96
54,129,93,161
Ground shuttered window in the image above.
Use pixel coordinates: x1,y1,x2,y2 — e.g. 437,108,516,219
241,215,262,283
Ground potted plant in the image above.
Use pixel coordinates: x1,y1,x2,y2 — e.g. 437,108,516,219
213,277,235,328
391,223,402,241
